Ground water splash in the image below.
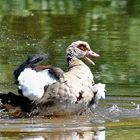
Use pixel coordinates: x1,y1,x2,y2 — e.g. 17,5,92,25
92,97,140,122
0,96,140,123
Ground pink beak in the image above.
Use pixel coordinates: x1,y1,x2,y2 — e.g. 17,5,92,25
84,50,100,65
86,51,100,58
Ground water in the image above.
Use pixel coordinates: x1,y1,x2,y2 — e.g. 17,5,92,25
0,97,140,139
0,0,140,139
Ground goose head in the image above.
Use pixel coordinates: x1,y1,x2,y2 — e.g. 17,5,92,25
66,41,99,65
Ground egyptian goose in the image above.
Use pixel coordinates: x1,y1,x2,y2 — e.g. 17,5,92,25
0,41,105,117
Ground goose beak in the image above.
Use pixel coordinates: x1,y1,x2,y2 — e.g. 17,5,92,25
84,50,100,65
87,51,100,58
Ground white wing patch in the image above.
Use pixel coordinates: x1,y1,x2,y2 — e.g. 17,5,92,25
18,68,56,100
93,83,106,100
91,83,106,108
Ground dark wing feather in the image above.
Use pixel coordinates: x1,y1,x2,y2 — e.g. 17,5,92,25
14,54,48,81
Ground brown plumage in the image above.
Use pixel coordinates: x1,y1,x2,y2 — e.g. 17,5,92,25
0,41,100,117
31,41,99,116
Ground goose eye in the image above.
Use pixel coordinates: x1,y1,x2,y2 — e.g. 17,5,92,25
77,44,89,51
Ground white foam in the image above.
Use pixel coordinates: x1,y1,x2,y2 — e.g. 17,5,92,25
18,68,56,100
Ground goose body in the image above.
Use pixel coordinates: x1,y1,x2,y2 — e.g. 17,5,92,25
0,40,106,117
35,59,94,115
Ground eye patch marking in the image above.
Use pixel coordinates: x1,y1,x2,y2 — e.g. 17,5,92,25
77,44,90,51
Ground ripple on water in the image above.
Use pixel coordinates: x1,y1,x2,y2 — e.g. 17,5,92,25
1,96,140,122
0,97,140,139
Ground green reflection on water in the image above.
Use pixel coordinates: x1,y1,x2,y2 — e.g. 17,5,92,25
0,1,140,139
0,0,140,96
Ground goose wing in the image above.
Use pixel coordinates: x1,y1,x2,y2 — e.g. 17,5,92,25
14,54,64,100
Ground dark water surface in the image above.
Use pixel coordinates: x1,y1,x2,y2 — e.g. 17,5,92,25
0,0,140,139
